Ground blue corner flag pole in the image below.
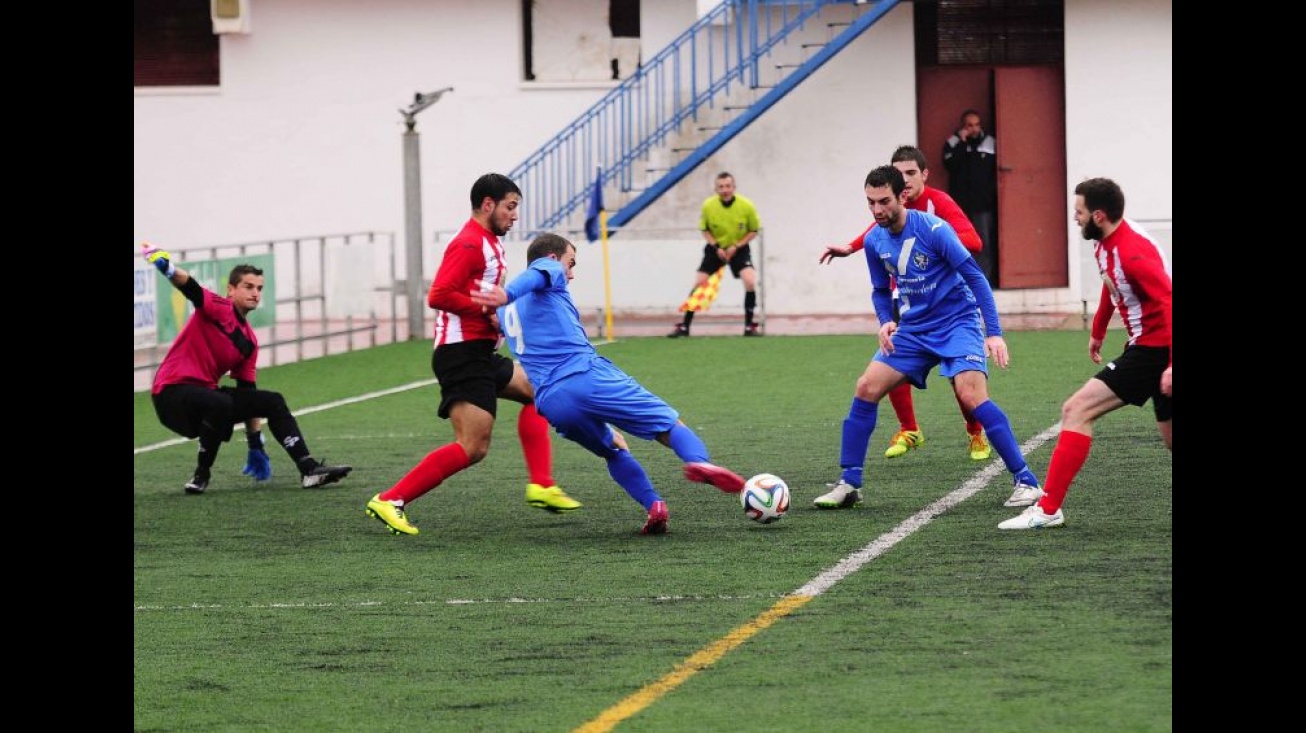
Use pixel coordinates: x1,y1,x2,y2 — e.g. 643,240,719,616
585,167,604,243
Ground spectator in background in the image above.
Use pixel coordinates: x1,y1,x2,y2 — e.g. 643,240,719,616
942,109,998,285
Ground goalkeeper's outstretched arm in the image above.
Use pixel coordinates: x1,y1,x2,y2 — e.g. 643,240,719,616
141,243,202,307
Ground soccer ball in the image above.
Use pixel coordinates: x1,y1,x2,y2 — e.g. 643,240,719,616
741,473,790,524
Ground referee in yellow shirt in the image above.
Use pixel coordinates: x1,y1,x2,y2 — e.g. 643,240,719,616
668,171,762,337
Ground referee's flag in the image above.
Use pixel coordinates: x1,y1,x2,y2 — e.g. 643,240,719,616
679,267,726,312
584,168,604,243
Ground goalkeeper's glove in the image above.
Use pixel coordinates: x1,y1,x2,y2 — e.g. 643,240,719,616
241,431,273,481
141,243,176,278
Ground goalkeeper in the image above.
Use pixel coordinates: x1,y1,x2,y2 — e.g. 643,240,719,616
142,244,352,494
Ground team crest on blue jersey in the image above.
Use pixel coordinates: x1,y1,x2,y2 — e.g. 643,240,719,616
912,252,929,270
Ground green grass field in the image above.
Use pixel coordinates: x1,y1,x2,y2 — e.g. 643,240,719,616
134,332,1172,732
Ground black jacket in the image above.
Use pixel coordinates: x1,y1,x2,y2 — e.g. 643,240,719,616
941,132,997,213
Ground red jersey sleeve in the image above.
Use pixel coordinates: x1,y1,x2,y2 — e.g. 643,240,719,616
1090,285,1113,341
1120,245,1173,363
847,223,874,253
427,240,484,317
924,190,983,253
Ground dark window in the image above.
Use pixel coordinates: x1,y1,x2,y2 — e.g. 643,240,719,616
135,0,219,87
610,0,640,38
522,0,640,82
522,0,535,81
915,0,1063,67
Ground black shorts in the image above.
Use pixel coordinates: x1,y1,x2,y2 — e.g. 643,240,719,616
697,242,754,278
152,383,287,441
1094,344,1172,422
432,340,515,419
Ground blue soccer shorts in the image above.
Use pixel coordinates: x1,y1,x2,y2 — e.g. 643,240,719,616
873,314,989,389
535,357,679,457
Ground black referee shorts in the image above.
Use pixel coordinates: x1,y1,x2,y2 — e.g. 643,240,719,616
696,242,754,278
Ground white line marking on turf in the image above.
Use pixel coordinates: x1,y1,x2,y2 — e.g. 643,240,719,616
133,593,791,612
133,339,619,455
134,425,1061,614
795,427,1060,596
133,378,438,455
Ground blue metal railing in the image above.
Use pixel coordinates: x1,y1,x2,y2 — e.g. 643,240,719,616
507,0,899,239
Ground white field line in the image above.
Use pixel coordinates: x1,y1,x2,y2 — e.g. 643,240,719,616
134,425,1061,610
134,423,1061,615
132,339,626,455
133,379,438,455
133,593,793,612
794,426,1061,596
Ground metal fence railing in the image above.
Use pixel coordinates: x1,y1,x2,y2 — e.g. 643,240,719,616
133,232,402,392
134,225,777,391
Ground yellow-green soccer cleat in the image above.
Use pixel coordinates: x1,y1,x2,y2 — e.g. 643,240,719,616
526,483,582,513
365,494,419,535
968,433,993,461
883,429,925,459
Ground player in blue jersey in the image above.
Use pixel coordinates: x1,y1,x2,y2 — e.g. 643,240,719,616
470,232,747,535
813,165,1041,510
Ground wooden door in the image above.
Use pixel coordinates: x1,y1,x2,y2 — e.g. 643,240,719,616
994,66,1067,288
915,67,991,196
917,65,1068,289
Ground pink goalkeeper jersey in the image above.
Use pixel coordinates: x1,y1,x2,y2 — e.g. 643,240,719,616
151,286,257,394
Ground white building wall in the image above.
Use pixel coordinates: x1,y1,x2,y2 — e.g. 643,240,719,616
134,0,1171,318
630,3,915,318
1064,0,1173,303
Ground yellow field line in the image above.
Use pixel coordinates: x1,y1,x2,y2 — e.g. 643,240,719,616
573,594,813,733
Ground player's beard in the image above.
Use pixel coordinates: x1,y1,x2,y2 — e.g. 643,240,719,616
875,206,902,230
1081,219,1104,241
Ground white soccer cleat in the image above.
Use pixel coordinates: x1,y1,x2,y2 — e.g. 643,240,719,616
813,479,862,509
998,504,1065,530
1004,483,1044,508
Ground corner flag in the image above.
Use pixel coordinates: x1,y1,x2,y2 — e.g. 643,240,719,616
584,168,604,243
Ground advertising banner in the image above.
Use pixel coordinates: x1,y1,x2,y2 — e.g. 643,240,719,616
134,258,158,348
155,254,276,343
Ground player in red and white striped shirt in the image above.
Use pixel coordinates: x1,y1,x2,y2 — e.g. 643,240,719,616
999,177,1172,530
365,174,581,536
